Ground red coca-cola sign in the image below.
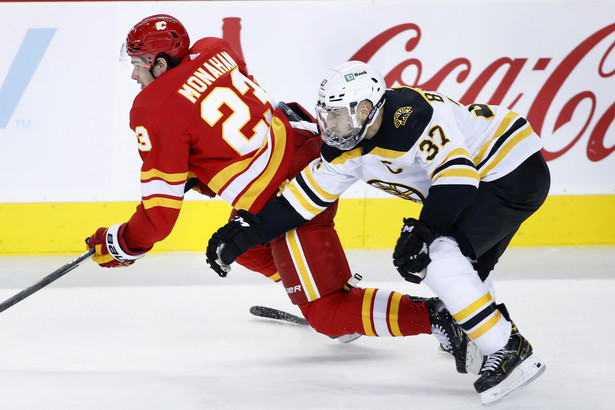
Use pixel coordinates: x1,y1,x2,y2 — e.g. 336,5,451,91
223,19,615,162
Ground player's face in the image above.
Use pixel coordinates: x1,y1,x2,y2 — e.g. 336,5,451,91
130,57,156,89
318,107,353,139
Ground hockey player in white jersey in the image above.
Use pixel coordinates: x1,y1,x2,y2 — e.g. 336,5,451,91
207,61,549,405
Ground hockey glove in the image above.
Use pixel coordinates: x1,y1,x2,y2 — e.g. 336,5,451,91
206,210,263,277
393,218,436,283
86,223,149,268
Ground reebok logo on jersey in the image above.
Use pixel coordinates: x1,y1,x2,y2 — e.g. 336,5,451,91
394,106,413,128
286,285,302,294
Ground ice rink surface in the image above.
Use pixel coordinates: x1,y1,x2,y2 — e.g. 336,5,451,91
0,247,613,410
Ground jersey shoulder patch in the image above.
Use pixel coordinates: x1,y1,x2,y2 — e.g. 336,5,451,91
382,87,434,151
366,87,433,153
321,87,435,160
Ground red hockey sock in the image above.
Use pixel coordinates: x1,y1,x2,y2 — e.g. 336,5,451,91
299,287,432,338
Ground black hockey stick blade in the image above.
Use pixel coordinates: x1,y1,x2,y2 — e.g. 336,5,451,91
249,305,309,326
0,247,95,314
249,305,362,343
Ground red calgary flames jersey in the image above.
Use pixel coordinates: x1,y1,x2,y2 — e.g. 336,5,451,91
123,37,307,250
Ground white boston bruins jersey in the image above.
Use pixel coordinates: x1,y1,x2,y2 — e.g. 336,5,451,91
282,87,543,220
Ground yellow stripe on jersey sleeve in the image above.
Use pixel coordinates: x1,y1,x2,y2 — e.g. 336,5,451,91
474,111,518,166
303,166,339,201
234,117,288,210
431,147,478,183
286,179,326,217
208,156,253,194
432,167,480,184
438,147,472,167
142,197,183,210
141,169,189,183
370,147,407,160
478,125,534,178
329,147,362,165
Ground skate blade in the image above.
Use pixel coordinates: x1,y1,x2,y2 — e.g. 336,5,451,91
335,333,362,343
480,354,546,406
466,340,484,375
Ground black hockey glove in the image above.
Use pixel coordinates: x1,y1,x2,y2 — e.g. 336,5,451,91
206,210,263,277
392,218,436,284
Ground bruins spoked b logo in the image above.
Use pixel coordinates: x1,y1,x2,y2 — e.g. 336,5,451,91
393,106,413,128
366,179,425,203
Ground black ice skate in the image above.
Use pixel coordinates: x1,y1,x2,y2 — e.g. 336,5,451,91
473,322,546,405
424,297,482,374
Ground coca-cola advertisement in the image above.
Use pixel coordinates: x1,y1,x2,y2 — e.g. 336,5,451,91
0,1,613,202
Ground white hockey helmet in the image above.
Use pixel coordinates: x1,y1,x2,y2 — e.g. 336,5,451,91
315,61,386,150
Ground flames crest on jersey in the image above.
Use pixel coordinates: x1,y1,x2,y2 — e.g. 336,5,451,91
393,106,413,128
366,179,425,204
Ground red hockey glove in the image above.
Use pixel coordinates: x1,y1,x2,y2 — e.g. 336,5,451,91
86,223,149,268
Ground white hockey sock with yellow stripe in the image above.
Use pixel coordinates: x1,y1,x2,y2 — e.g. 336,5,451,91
423,237,511,355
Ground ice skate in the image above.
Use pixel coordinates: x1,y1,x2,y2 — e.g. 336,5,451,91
473,323,546,405
425,298,482,374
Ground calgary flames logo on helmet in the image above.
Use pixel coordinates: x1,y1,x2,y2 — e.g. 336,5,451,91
125,14,190,66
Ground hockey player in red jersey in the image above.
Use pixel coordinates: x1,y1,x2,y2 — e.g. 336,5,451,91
86,15,479,376
206,61,549,404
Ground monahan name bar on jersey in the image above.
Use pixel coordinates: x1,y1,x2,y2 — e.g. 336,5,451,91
178,52,238,103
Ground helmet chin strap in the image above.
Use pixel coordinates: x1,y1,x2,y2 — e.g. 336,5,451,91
149,54,165,79
149,54,178,79
354,95,386,142
149,56,159,79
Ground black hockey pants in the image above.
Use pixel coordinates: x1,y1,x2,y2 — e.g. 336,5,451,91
451,151,551,281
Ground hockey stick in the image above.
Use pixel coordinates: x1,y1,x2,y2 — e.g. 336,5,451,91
0,178,204,316
249,305,309,326
249,305,362,343
0,247,95,314
0,179,200,315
